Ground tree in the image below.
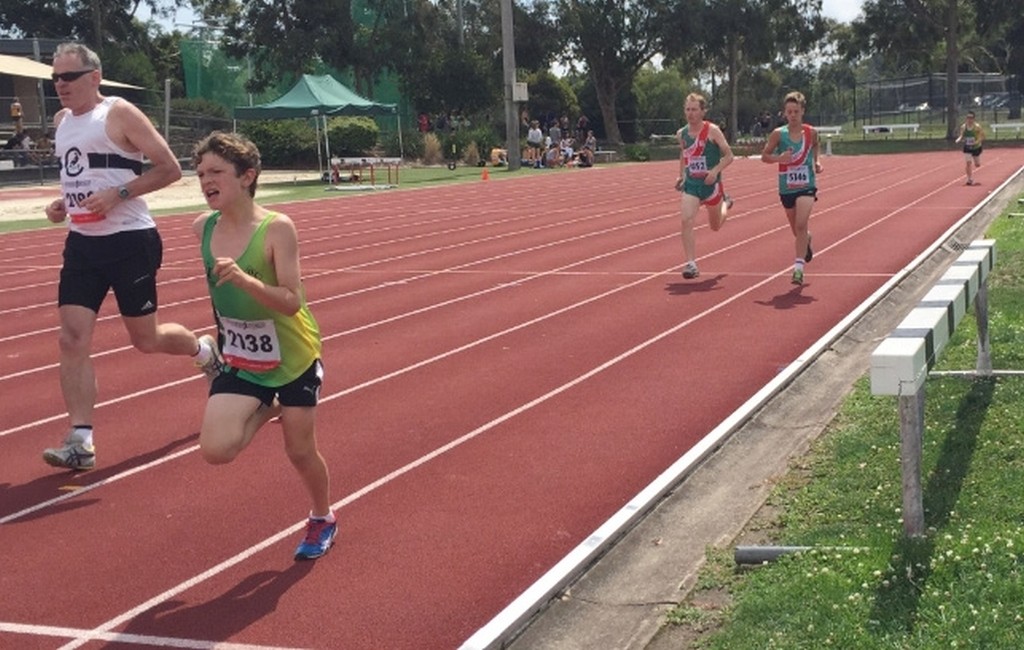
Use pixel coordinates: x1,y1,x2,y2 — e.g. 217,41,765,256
555,0,663,144
851,0,1004,138
633,64,695,138
661,0,823,142
0,0,189,51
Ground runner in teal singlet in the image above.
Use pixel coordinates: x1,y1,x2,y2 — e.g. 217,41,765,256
955,111,984,186
190,131,337,561
761,91,823,286
674,92,734,280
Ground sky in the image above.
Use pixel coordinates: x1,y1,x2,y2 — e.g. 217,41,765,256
822,0,864,23
149,1,868,33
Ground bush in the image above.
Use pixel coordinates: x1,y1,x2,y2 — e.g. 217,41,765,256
238,119,319,168
327,116,379,156
463,142,481,166
440,130,472,161
623,143,650,162
465,126,500,159
435,125,502,164
168,98,230,125
382,130,423,160
422,132,443,165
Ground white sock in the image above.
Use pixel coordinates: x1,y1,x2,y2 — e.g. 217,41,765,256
794,259,805,271
193,338,213,364
71,426,93,446
311,511,336,523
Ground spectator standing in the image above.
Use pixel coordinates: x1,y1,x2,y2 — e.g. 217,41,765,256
526,120,544,167
548,119,562,148
10,96,22,133
576,114,590,142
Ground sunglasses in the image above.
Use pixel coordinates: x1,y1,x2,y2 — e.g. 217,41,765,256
51,69,96,83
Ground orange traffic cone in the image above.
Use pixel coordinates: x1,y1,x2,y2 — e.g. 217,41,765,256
481,167,490,181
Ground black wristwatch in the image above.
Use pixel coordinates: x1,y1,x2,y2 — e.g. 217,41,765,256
117,185,130,200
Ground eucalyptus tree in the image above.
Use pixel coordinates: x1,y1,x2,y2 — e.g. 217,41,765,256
660,0,824,142
850,0,1017,138
360,0,560,116
0,0,188,48
197,0,560,121
554,0,665,144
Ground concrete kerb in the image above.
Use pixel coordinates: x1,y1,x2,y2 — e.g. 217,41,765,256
499,167,1024,650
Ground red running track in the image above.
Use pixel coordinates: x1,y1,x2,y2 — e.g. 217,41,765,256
0,151,1020,649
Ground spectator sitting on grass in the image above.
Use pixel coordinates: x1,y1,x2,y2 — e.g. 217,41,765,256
560,135,575,165
544,142,563,168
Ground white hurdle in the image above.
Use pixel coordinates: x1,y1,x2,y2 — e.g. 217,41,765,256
870,239,995,536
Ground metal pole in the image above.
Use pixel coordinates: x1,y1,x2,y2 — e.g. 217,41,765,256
313,111,323,179
33,37,46,133
164,78,171,144
975,281,992,374
457,0,465,48
898,388,926,537
500,0,521,171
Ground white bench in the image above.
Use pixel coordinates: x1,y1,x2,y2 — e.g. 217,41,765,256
989,122,1024,138
816,125,843,136
593,150,617,163
328,156,402,185
862,123,920,137
331,156,402,166
649,134,677,143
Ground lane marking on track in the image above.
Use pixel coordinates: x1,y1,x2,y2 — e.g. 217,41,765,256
0,621,304,650
460,162,1024,649
3,157,1020,648
26,161,984,641
0,160,989,435
47,260,790,650
2,163,991,524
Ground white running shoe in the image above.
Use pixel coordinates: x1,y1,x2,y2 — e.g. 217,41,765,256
195,334,225,382
43,435,96,470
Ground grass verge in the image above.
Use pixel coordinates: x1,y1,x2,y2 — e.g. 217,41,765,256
662,195,1024,648
0,163,534,234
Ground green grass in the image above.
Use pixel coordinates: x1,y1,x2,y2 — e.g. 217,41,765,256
665,196,1024,648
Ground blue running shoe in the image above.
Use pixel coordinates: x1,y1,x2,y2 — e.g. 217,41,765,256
294,517,338,561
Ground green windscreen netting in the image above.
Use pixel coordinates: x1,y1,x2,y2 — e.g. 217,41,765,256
180,0,406,116
179,39,276,110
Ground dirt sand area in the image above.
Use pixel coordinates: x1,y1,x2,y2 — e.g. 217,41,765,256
0,170,316,223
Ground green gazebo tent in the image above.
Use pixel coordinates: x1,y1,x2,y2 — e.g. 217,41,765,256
234,74,401,172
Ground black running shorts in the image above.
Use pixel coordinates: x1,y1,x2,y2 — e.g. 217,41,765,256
58,228,163,317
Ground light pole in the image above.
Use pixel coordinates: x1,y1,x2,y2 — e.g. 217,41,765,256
501,0,521,170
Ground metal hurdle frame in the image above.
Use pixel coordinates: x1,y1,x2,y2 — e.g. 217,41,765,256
869,240,995,537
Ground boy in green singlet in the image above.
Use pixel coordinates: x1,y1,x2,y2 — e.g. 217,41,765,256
955,111,984,186
191,132,336,561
